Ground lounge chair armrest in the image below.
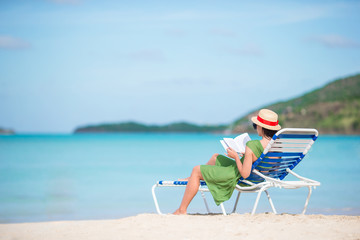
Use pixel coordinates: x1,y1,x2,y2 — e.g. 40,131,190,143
286,168,321,186
252,170,320,188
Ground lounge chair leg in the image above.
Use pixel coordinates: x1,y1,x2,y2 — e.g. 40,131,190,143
302,186,312,214
251,190,263,215
252,185,268,215
200,190,211,213
232,192,241,213
152,184,163,215
220,203,227,216
264,190,277,214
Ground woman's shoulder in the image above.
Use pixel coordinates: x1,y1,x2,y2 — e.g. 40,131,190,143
246,139,261,147
246,140,264,156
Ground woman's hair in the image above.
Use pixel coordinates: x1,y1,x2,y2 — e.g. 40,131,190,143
262,128,277,139
253,123,277,139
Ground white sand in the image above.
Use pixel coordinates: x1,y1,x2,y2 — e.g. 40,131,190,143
1,213,359,240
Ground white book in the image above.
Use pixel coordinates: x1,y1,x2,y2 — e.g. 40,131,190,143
220,133,251,154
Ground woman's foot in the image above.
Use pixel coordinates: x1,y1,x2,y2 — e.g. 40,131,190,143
173,208,187,215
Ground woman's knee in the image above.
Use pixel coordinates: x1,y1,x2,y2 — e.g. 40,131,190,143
208,153,219,165
191,165,201,176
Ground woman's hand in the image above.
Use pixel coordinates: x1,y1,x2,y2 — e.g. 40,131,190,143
226,147,240,159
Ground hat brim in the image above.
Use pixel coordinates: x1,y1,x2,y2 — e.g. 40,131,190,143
251,116,281,131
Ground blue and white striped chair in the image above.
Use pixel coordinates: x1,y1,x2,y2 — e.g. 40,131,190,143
152,128,320,215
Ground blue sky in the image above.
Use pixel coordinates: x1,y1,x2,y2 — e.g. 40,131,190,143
1,0,360,133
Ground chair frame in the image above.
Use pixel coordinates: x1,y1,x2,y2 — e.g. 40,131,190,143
152,128,320,215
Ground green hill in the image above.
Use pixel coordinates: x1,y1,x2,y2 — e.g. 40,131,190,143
231,73,360,134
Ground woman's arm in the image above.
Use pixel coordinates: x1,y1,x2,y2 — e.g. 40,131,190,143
226,146,254,179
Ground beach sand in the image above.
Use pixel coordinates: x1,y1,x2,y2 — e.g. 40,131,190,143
1,213,359,240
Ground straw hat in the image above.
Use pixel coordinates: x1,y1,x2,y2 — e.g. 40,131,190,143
251,109,281,131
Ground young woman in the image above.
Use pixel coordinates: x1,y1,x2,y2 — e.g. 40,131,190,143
173,109,281,215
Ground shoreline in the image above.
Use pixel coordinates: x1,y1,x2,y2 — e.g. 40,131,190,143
1,213,359,240
3,132,360,136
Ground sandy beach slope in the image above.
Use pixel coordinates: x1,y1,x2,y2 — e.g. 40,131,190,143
1,213,359,240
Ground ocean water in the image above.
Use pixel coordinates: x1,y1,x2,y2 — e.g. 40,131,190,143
0,133,359,223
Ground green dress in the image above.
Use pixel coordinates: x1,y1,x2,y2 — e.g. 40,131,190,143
200,140,264,205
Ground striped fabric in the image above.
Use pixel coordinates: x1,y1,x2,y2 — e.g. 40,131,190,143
244,129,317,183
157,180,207,186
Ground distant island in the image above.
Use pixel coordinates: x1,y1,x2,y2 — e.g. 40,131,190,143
75,122,227,133
0,127,15,135
74,73,360,135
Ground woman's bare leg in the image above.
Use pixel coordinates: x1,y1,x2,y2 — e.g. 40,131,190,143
206,153,219,165
178,154,218,181
173,165,204,215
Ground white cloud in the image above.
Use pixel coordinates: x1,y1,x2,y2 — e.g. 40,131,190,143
127,50,166,62
209,28,237,38
264,5,328,25
48,0,81,4
0,36,30,49
231,2,353,27
147,78,215,87
225,44,263,56
308,34,360,48
164,28,187,37
159,10,225,21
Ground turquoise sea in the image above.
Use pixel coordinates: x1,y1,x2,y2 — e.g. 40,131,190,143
0,133,359,223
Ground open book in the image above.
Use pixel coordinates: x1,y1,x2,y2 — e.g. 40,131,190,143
220,133,251,155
